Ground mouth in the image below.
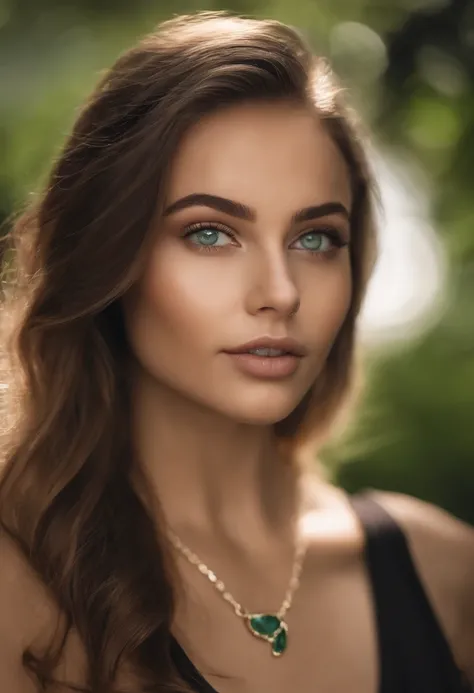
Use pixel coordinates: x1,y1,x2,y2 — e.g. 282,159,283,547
224,337,307,358
223,337,306,379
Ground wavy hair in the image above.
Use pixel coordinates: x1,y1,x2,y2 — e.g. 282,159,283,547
0,11,377,692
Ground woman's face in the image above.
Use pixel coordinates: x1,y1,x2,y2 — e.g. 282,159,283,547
124,101,353,425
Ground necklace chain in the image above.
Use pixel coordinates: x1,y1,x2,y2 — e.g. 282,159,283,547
167,526,307,620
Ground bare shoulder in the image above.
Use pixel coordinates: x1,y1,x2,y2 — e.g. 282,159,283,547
370,490,474,675
0,523,59,643
0,524,60,691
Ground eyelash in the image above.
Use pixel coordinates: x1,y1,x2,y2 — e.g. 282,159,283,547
182,222,348,255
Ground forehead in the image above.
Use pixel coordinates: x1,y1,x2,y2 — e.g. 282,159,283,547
165,101,353,215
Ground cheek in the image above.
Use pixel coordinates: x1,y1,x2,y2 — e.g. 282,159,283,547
143,249,235,334
328,266,352,330
123,243,236,372
301,259,352,351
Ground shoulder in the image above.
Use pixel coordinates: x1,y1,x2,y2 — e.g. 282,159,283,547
0,524,61,690
369,490,474,676
0,524,58,640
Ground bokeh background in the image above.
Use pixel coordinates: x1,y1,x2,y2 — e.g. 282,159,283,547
1,0,473,523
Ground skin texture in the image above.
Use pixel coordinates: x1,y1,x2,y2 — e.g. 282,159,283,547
124,102,352,540
121,101,474,691
0,101,473,693
125,102,352,428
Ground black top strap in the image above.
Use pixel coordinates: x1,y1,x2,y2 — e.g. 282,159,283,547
349,491,472,693
169,491,472,693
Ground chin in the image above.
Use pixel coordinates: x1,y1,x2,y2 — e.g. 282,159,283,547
218,389,305,427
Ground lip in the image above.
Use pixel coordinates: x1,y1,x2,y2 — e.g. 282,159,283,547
224,336,307,357
225,352,301,379
223,336,306,380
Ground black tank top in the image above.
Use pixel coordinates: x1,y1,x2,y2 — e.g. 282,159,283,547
169,491,472,692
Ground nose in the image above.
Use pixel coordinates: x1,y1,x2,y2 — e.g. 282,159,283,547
245,249,300,319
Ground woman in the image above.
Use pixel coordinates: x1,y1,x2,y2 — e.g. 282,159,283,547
0,10,473,693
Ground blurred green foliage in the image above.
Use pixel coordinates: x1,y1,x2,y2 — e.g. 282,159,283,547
1,0,473,522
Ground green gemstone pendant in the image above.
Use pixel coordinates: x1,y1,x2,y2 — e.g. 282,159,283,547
246,614,288,656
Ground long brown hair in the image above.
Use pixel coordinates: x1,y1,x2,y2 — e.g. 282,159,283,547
0,11,377,692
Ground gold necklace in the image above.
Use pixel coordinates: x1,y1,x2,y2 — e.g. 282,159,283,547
167,526,307,657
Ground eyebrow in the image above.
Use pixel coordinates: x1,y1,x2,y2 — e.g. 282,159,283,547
163,193,350,224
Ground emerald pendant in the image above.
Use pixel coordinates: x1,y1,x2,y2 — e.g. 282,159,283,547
246,614,288,656
272,627,287,655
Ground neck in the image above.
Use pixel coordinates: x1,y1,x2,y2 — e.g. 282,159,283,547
130,367,302,546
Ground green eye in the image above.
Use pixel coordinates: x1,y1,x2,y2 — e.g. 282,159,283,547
294,232,331,252
299,233,325,251
292,229,347,253
195,229,220,245
185,226,234,247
